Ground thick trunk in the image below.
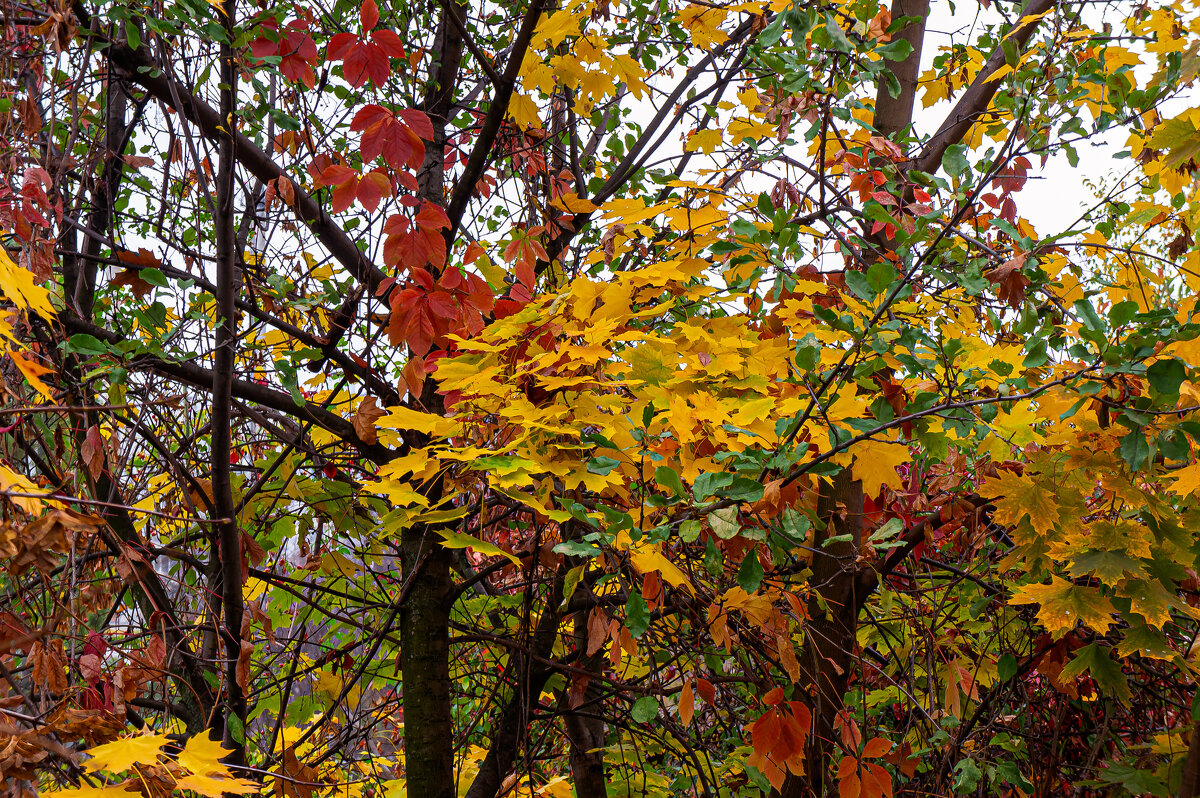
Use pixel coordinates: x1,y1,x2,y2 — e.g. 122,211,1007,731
398,1,467,794
400,526,456,798
1183,708,1200,798
872,0,929,140
780,469,865,797
564,612,608,798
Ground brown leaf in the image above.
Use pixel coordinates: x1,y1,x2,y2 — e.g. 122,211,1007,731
116,247,162,269
868,8,892,41
81,425,105,481
78,652,102,684
236,639,253,691
275,747,321,798
110,268,154,298
985,253,1031,308
586,608,608,656
352,396,386,444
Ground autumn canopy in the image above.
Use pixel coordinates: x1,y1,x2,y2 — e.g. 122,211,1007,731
4,0,1200,796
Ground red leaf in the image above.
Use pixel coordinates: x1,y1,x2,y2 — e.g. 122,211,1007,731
372,29,407,59
356,171,390,212
416,201,450,231
366,46,391,86
861,737,891,759
316,163,357,186
463,241,485,265
409,267,435,291
327,32,358,60
331,178,359,213
342,45,371,87
751,710,781,753
351,104,389,132
361,0,379,30
397,108,435,140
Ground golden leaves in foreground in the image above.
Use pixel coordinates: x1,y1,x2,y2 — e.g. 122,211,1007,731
44,731,260,797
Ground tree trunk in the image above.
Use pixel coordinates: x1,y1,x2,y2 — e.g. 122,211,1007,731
872,0,930,140
780,469,865,796
564,611,608,798
1182,705,1200,798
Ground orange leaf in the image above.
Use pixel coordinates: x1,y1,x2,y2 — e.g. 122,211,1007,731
679,679,694,727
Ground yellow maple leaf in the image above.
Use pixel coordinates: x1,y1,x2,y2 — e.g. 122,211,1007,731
551,192,598,214
980,469,1061,537
439,529,521,565
850,438,910,497
1169,463,1200,496
376,405,458,438
1122,577,1180,628
0,249,55,318
506,92,541,130
178,732,235,777
82,732,172,773
41,785,135,798
686,129,723,154
1010,576,1116,638
175,772,261,797
0,463,52,514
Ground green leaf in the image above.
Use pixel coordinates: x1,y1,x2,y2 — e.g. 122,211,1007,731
679,520,702,543
560,564,585,610
141,268,169,288
821,13,853,52
1147,357,1186,395
875,38,913,62
65,334,109,356
1073,299,1105,333
719,477,764,502
708,507,739,539
1119,429,1152,470
943,143,969,177
844,269,876,301
554,540,601,557
780,507,811,544
997,653,1018,682
654,466,686,497
587,456,621,475
737,549,764,593
625,591,650,638
631,695,659,722
694,471,733,500
1059,643,1130,704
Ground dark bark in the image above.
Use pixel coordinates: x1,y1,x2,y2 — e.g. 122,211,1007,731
75,72,127,317
781,469,865,797
211,0,246,759
392,2,472,794
399,515,456,798
463,568,565,798
564,612,608,798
